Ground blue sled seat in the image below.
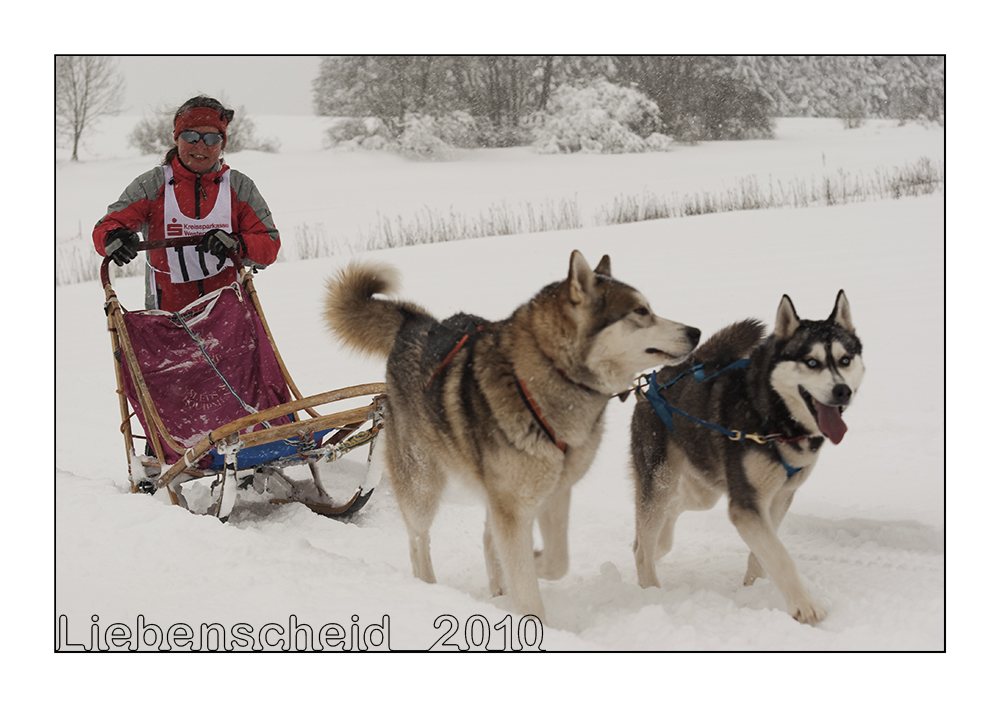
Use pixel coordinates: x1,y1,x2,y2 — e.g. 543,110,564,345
205,428,335,471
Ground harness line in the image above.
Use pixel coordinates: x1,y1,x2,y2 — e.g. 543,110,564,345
637,360,806,478
516,377,568,453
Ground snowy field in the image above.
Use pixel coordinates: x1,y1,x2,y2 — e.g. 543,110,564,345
55,117,944,661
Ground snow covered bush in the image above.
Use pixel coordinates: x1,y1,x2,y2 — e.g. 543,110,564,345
644,132,675,151
128,111,279,154
425,111,480,149
128,116,173,155
327,111,482,159
838,97,868,130
323,117,394,150
396,114,451,158
398,111,483,157
532,80,670,154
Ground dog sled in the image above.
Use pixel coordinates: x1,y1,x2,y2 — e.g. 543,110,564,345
101,236,386,521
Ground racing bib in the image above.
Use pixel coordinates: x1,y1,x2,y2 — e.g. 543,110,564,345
162,165,233,283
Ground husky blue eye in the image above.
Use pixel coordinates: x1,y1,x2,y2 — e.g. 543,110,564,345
839,356,851,366
805,359,819,368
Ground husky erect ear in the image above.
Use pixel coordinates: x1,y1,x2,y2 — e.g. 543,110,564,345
568,250,597,305
774,294,800,341
594,254,612,278
830,289,855,333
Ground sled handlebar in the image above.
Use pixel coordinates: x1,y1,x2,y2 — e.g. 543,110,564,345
100,235,245,289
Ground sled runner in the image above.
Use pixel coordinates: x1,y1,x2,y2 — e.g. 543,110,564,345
101,236,386,521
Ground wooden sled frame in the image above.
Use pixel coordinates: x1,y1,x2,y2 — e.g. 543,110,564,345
101,236,386,520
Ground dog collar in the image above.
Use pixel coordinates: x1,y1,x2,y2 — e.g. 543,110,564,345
556,367,632,401
555,367,597,393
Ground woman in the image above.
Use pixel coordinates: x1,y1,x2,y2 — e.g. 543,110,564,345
93,96,280,311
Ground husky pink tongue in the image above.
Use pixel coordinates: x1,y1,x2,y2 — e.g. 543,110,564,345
815,402,847,444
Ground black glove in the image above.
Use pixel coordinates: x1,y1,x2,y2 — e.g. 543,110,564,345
197,229,241,265
105,228,140,266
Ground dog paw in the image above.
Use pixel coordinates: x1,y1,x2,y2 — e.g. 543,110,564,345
790,600,826,625
635,566,661,589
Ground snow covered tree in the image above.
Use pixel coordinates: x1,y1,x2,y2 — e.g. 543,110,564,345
736,56,944,125
313,56,605,148
610,56,774,141
312,55,943,151
56,56,124,161
877,56,944,123
313,56,452,137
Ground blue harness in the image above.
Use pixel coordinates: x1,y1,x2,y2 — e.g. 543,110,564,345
638,359,804,478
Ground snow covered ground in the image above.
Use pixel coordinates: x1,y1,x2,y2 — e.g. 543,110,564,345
55,117,944,662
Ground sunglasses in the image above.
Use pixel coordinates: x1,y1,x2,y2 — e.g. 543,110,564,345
179,130,224,146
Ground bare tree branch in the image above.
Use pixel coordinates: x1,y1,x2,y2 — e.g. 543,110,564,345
56,56,125,161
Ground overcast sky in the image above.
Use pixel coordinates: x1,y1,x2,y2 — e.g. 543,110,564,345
116,56,323,116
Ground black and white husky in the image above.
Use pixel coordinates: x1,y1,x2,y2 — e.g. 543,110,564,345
630,291,864,624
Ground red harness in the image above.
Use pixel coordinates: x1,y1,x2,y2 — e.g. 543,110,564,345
424,327,485,391
424,325,569,453
515,377,568,453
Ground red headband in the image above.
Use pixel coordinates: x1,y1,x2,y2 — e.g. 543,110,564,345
174,107,229,146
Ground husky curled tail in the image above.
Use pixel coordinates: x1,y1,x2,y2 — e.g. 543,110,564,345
323,262,432,359
686,319,767,368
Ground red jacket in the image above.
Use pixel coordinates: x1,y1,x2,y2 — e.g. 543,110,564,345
94,156,280,311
